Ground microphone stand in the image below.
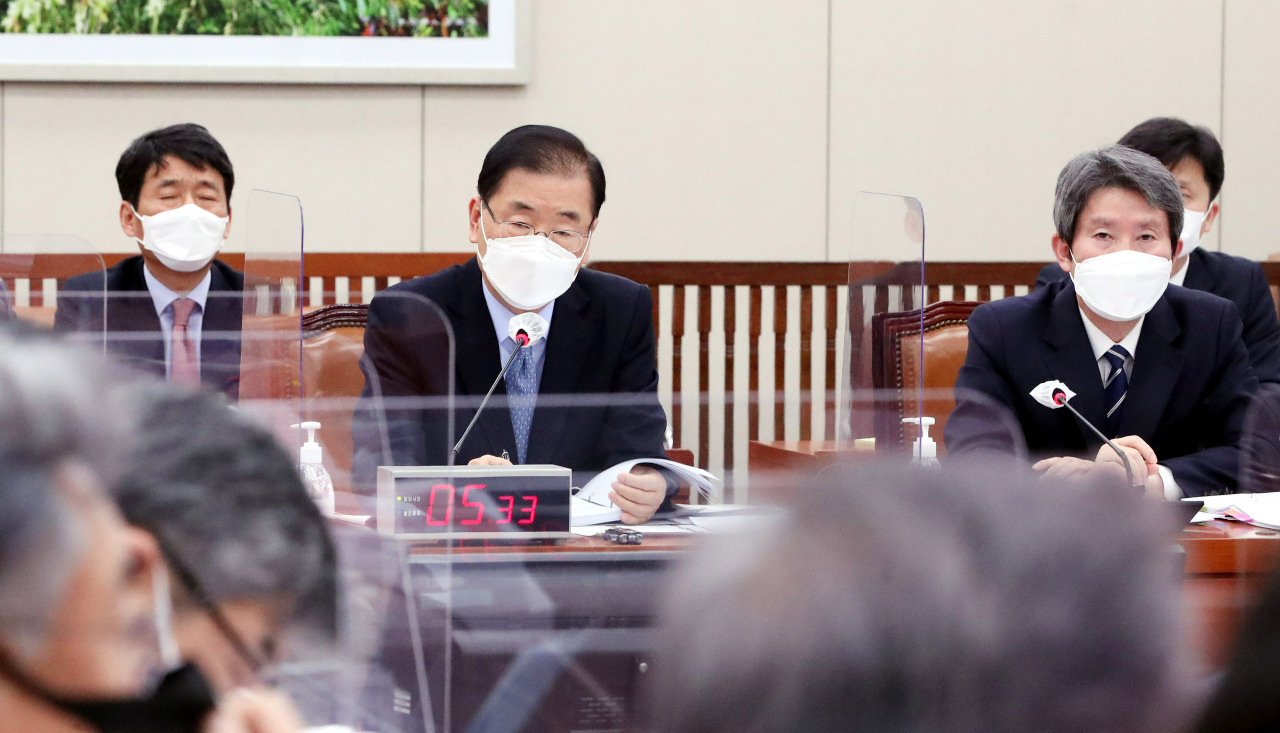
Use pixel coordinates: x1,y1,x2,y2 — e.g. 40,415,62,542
451,333,529,461
1054,395,1143,493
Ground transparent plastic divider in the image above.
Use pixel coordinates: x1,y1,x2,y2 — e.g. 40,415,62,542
1,234,105,337
837,193,926,455
238,189,305,453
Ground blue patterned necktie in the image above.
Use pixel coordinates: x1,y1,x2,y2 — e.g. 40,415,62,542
1103,345,1130,437
505,346,538,464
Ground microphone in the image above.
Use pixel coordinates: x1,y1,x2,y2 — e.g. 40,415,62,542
451,313,550,460
1030,379,1144,492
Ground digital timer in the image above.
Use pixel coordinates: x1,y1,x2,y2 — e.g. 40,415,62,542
376,465,572,540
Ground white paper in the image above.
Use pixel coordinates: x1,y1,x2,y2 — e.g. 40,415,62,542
1183,493,1280,530
570,458,721,527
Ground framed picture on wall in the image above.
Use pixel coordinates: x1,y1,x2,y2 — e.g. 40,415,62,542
0,0,527,84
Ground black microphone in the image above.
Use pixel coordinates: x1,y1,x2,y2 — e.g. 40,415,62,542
1040,383,1144,492
451,313,549,461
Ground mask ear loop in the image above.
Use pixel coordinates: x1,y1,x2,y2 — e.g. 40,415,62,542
147,529,271,682
151,565,181,671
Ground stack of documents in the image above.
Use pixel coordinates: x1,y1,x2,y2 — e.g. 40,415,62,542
1184,493,1280,529
571,458,721,526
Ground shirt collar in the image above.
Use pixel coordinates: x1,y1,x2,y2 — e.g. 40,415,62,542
481,281,555,345
1077,307,1143,362
1169,254,1192,287
142,264,212,318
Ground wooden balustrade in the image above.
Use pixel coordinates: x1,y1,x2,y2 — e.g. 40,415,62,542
10,253,1280,490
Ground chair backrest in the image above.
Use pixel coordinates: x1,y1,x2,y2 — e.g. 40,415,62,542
300,304,370,507
871,301,980,455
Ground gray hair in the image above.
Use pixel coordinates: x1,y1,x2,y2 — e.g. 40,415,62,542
0,324,137,655
1053,145,1184,248
647,462,1189,733
111,387,334,627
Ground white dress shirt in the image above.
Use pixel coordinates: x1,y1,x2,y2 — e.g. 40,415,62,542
143,265,211,377
1076,307,1182,499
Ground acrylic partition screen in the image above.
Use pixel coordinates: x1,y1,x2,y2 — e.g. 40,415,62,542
837,192,928,456
0,234,105,336
238,189,305,450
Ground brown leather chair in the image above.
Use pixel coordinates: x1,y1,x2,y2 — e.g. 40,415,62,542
871,301,980,455
299,304,370,512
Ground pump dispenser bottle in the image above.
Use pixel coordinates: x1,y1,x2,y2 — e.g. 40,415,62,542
901,416,940,468
293,422,335,516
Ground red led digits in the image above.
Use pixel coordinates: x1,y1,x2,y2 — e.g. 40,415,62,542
517,495,538,524
425,484,454,526
495,495,514,524
458,484,486,525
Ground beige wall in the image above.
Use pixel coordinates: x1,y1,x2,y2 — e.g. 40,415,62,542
0,0,1272,262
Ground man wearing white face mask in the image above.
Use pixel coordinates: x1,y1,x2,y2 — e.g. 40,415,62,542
948,146,1258,498
54,123,244,396
353,125,674,524
1037,117,1280,385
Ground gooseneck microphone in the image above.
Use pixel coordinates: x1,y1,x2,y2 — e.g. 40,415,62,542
451,312,549,461
1030,380,1143,492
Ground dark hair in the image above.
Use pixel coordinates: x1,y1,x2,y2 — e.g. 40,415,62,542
646,462,1187,733
1119,117,1225,201
477,125,606,218
112,388,333,622
115,123,235,208
1053,145,1184,250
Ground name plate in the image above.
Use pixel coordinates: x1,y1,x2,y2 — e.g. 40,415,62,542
376,465,572,541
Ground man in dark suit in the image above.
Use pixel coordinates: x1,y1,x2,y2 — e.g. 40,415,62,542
353,125,672,523
1036,117,1280,384
54,123,243,395
947,146,1258,498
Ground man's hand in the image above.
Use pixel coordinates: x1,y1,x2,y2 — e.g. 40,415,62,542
610,465,666,524
1032,455,1096,478
204,688,303,733
468,454,513,466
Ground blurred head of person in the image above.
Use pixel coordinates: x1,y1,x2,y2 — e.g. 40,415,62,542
647,462,1191,733
112,388,336,693
0,324,170,732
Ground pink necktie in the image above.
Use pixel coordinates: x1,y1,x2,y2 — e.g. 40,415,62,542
171,297,199,387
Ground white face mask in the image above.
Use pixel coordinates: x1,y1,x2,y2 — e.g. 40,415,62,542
477,216,587,311
130,203,228,273
1070,249,1172,322
1179,207,1208,257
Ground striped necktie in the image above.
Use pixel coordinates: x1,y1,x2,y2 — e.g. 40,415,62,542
1103,345,1130,437
505,347,537,464
171,297,199,388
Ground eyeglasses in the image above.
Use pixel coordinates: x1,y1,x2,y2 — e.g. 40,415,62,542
482,201,591,256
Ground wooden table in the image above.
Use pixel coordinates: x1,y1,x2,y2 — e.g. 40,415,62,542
1181,519,1280,667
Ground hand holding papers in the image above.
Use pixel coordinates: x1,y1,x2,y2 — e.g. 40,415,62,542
571,458,720,526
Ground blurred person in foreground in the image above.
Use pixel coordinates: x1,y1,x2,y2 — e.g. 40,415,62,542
645,463,1192,733
0,324,301,733
111,388,336,695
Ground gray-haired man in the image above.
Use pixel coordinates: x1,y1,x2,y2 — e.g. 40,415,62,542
946,146,1258,498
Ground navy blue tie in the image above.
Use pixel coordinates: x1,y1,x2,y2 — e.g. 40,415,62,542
505,347,537,464
1103,345,1130,437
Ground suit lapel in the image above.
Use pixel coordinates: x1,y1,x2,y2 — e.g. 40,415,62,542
1041,284,1109,440
525,279,594,464
1114,297,1182,439
449,261,517,457
1182,249,1214,292
201,266,244,395
110,259,166,372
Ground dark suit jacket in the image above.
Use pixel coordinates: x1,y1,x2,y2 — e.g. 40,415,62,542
351,257,669,499
945,279,1258,497
53,256,244,395
1037,249,1280,384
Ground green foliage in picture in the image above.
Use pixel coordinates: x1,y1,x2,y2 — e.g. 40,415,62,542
0,0,487,36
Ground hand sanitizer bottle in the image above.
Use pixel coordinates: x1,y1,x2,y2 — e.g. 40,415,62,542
901,416,940,468
293,422,335,516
